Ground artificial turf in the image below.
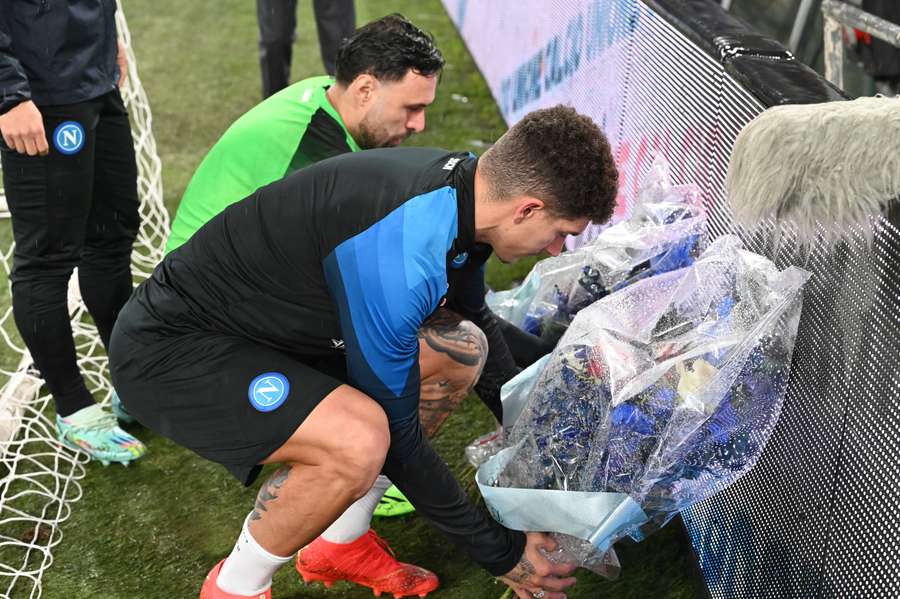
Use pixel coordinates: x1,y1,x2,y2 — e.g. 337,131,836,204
2,0,702,596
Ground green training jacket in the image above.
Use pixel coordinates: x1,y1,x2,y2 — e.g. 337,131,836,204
166,75,361,253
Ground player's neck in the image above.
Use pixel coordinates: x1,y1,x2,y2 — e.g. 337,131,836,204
472,166,507,245
326,84,361,141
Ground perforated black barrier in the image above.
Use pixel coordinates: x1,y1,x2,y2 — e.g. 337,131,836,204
442,1,898,595
638,3,900,598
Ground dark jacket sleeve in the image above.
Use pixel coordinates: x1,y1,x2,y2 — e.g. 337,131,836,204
0,4,31,115
473,306,520,423
445,246,523,422
382,411,527,576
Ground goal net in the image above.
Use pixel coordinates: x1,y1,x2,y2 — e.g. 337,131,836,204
0,3,168,597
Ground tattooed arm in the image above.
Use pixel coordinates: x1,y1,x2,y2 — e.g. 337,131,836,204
324,219,526,576
499,532,578,599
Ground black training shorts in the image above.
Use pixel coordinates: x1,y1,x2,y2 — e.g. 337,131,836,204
109,318,347,486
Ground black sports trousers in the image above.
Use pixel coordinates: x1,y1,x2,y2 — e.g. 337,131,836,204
1,89,140,417
256,0,356,97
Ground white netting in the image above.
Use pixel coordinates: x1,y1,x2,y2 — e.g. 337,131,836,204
0,3,168,597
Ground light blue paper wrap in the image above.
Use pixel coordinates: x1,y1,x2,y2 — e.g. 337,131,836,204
477,441,648,552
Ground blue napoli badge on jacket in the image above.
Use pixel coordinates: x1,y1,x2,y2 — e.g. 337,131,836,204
248,372,290,412
451,251,469,269
53,121,85,155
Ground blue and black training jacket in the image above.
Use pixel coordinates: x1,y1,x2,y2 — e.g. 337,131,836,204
129,147,526,575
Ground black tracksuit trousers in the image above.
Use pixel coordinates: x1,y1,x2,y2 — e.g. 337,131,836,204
1,89,139,417
256,0,356,97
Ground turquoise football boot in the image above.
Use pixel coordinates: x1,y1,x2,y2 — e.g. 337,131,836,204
110,389,137,424
56,404,146,466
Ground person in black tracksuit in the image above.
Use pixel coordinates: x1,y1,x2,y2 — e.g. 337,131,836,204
110,106,619,599
257,0,356,98
0,0,145,463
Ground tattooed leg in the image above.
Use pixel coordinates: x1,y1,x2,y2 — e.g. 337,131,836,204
418,308,489,398
417,308,488,437
250,465,292,522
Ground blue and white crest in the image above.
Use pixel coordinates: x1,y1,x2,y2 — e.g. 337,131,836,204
451,252,469,269
52,121,85,155
248,372,290,412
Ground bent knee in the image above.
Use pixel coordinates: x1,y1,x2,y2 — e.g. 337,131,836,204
331,394,390,496
264,385,389,489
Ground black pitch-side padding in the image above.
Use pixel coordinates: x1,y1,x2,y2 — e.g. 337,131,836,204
451,0,897,594
725,55,847,106
642,0,756,58
647,0,848,105
712,34,793,61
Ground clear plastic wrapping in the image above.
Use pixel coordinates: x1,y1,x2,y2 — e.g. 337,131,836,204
464,425,507,468
487,157,707,340
479,235,810,574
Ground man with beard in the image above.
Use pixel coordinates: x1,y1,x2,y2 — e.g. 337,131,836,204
165,14,442,253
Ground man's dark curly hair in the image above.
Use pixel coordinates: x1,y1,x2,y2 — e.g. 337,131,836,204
335,14,444,85
479,105,618,224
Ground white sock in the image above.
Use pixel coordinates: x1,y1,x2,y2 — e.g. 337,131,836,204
321,475,393,544
217,514,293,596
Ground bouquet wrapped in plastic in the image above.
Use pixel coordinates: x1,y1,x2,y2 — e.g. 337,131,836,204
487,157,707,340
477,235,810,574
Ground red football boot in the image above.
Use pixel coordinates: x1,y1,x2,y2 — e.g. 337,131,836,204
199,560,272,599
296,529,439,598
